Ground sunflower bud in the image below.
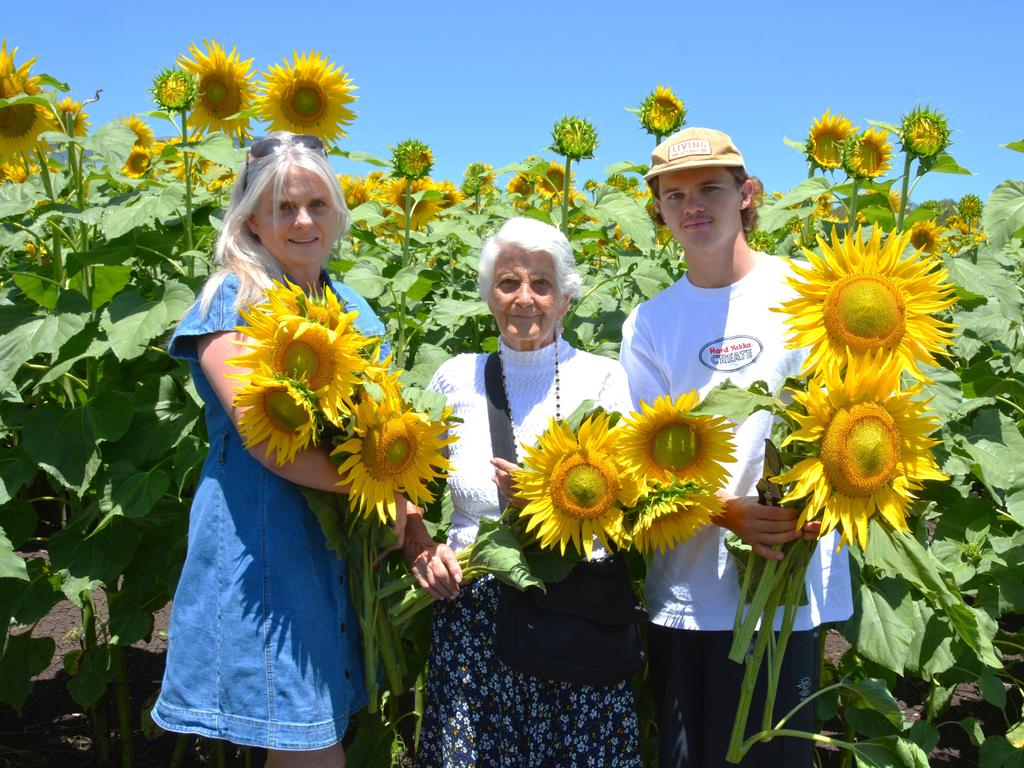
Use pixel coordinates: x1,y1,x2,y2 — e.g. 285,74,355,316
957,193,982,222
551,115,598,161
152,68,200,112
461,161,494,196
841,128,893,180
804,109,856,171
392,139,433,180
747,229,777,254
900,106,951,160
638,85,686,138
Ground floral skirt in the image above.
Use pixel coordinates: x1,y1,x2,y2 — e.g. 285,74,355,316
417,576,642,768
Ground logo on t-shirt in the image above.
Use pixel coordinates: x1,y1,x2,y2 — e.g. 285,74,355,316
699,335,763,371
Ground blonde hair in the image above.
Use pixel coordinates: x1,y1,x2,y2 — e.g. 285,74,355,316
198,131,351,315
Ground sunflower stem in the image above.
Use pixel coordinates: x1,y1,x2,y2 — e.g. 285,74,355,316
560,156,572,236
34,149,55,202
413,665,426,752
896,153,913,231
848,178,859,223
180,110,195,276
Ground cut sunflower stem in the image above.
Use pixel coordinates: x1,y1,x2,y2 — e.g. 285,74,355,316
729,553,782,662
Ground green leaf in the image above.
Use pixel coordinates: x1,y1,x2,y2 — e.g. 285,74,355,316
0,632,55,713
98,461,171,522
0,300,90,391
0,452,38,506
689,379,778,422
80,121,137,170
850,736,930,768
87,265,134,310
592,190,655,251
67,643,113,709
469,518,545,591
983,180,1024,249
340,150,389,167
921,152,972,175
961,408,1024,495
0,500,37,548
0,529,28,580
1008,720,1024,749
783,137,805,152
980,666,1008,708
349,201,388,228
100,185,183,240
0,558,59,650
758,176,832,231
0,177,47,217
302,488,351,559
1003,141,1024,153
341,263,388,300
184,132,244,169
99,281,193,360
959,716,986,747
430,297,490,328
107,592,153,646
838,678,904,727
603,161,647,175
631,261,673,299
980,735,1024,768
843,576,915,674
10,270,59,310
48,513,140,587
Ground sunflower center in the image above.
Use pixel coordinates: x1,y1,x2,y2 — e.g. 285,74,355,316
264,390,309,431
281,340,324,383
203,76,229,109
290,84,325,120
363,418,417,477
820,403,901,497
823,274,906,352
650,422,699,472
550,456,617,520
0,103,37,138
814,133,842,166
857,143,880,173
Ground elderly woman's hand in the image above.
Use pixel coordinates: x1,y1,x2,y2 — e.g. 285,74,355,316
490,458,527,509
402,511,462,600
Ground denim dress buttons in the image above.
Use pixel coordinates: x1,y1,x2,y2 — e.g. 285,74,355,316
151,273,385,750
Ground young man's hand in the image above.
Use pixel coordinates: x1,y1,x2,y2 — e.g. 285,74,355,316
714,492,820,560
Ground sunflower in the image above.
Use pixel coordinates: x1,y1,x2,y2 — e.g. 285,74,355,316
260,279,355,334
333,395,454,523
55,98,90,137
908,219,943,254
536,160,574,200
812,192,843,223
234,374,319,466
957,194,982,227
513,412,643,559
338,172,382,209
0,42,55,158
122,146,152,178
550,115,598,161
178,39,254,141
805,110,855,171
383,176,444,230
120,115,154,148
507,171,535,198
0,159,32,182
461,162,494,197
233,307,372,426
435,179,465,208
256,50,356,145
630,484,722,556
392,139,433,180
619,392,735,489
900,106,950,160
773,353,945,550
777,227,957,381
639,85,686,138
842,128,893,180
152,68,199,112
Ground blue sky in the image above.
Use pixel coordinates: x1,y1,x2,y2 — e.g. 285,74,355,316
7,1,1022,203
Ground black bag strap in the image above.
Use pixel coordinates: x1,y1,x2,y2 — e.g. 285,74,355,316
484,352,517,513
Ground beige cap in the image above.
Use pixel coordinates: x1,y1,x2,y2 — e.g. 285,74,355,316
644,127,745,182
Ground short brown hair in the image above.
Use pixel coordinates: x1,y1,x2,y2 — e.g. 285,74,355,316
648,169,763,235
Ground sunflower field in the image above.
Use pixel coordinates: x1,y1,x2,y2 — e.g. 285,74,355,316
2,37,1024,768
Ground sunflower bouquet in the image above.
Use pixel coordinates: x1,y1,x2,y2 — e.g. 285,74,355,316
390,392,737,626
228,278,456,712
723,226,956,762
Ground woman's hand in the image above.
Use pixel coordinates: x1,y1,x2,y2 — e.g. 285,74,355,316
714,492,817,560
490,458,526,509
402,511,462,600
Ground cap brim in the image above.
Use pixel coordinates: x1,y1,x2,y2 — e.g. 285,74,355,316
644,157,746,182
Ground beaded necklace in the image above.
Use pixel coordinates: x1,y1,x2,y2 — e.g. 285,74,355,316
496,332,562,461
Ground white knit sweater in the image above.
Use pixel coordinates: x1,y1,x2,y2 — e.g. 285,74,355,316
427,337,632,551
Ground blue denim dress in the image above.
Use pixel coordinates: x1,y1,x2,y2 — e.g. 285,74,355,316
151,272,385,750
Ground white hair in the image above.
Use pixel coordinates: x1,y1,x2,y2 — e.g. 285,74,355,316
198,131,351,314
477,217,582,301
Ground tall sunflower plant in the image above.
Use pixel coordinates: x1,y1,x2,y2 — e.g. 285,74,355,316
717,225,998,764
227,278,456,714
390,392,738,627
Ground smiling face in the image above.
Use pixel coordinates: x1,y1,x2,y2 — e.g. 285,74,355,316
246,164,340,287
487,246,570,351
655,165,754,259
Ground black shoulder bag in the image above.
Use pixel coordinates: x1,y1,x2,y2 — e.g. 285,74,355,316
484,352,648,687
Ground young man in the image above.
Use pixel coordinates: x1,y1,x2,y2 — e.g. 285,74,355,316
619,127,853,767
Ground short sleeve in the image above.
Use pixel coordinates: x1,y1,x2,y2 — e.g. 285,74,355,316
619,306,670,409
167,274,242,363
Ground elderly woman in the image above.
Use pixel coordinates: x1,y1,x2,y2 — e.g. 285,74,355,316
403,217,642,767
151,132,406,767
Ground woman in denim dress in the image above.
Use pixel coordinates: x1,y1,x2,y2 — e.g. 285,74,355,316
152,132,406,767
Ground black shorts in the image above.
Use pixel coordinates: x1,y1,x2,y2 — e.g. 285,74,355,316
648,625,819,768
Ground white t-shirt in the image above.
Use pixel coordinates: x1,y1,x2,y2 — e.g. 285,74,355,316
428,337,633,552
620,253,853,631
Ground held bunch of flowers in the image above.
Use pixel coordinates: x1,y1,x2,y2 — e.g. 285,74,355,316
227,278,456,711
391,392,738,624
723,225,958,762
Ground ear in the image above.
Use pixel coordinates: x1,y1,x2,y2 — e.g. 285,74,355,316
739,179,755,210
246,214,262,242
557,292,571,319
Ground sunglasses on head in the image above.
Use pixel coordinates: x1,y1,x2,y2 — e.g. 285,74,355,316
242,134,328,192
